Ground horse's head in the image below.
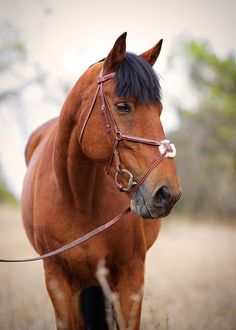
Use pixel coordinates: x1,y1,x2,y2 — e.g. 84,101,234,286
78,33,181,219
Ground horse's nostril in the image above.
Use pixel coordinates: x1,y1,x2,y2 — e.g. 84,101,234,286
153,186,172,207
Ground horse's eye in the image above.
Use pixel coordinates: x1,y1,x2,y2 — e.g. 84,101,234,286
116,103,131,114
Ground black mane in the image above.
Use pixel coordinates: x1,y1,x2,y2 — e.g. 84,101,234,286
115,52,161,104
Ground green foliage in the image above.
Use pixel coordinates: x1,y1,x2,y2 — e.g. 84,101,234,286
0,23,26,72
170,38,236,220
0,174,18,205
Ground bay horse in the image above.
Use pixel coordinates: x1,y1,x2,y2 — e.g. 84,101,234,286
21,32,181,329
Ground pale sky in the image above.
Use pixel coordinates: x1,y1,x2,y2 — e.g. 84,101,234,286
0,0,235,195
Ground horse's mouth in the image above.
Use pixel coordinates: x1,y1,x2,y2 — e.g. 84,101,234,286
130,197,152,219
130,187,172,219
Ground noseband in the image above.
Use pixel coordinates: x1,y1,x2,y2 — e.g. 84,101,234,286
79,70,176,196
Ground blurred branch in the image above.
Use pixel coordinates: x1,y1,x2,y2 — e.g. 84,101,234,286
169,36,236,220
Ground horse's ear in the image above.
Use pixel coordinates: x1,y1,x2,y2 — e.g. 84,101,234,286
103,32,127,74
140,39,163,66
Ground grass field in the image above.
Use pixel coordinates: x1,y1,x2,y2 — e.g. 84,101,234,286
0,206,235,330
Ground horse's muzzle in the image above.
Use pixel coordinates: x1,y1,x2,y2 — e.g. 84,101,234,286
130,184,182,219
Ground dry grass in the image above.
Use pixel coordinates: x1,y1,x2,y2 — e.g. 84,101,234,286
0,206,235,330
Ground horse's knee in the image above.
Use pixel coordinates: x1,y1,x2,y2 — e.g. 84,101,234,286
111,266,144,329
44,261,83,330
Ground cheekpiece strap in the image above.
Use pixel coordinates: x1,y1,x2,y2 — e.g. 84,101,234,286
98,72,116,84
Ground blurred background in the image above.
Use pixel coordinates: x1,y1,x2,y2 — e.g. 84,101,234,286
0,0,235,329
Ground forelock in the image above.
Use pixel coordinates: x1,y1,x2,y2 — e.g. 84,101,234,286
115,52,162,105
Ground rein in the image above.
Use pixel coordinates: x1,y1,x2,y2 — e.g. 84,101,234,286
0,70,176,263
0,208,131,262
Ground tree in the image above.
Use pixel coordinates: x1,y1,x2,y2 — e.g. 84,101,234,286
0,23,65,200
0,22,46,136
0,166,18,205
0,23,46,203
170,39,236,219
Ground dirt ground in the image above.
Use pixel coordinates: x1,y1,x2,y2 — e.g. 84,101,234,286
0,206,235,330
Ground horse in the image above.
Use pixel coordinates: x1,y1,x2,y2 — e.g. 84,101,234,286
21,32,181,329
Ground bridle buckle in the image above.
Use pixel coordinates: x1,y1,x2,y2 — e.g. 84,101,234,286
116,131,122,141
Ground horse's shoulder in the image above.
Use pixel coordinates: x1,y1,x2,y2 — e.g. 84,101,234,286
25,117,58,165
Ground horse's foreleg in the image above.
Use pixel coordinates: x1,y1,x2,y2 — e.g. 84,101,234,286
43,260,84,330
114,262,144,330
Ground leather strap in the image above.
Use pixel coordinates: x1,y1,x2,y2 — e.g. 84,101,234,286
118,133,162,146
129,153,167,197
0,208,131,262
79,72,115,144
98,72,115,83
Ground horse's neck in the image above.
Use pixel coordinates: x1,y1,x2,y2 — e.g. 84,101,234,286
53,90,104,212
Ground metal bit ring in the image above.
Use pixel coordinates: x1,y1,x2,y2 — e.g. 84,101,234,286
115,169,135,192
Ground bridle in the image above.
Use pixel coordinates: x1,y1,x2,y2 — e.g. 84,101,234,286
0,68,176,263
79,70,176,195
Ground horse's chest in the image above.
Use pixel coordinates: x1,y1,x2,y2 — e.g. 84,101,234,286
56,234,142,287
